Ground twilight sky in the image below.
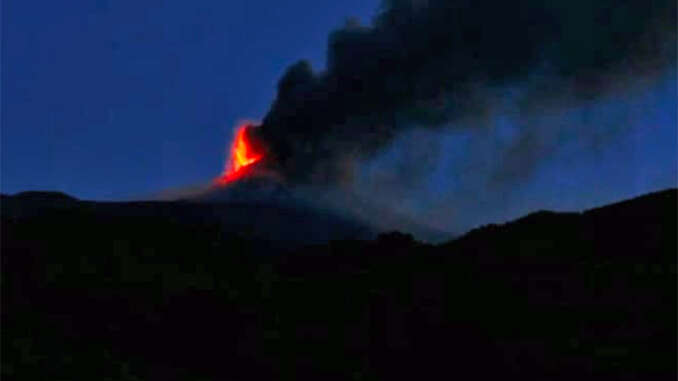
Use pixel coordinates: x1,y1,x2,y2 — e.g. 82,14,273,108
2,0,676,235
2,0,379,199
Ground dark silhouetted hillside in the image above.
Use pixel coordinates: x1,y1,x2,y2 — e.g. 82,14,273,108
2,189,676,380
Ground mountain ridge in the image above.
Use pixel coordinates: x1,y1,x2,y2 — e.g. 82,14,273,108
3,187,675,247
2,188,675,380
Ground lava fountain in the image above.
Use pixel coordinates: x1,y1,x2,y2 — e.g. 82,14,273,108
214,123,265,185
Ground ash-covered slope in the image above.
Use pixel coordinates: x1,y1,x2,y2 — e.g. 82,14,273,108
185,174,454,243
1,182,375,248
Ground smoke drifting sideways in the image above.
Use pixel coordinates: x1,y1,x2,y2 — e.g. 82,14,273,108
349,71,677,236
170,0,675,241
252,0,676,184
200,0,673,239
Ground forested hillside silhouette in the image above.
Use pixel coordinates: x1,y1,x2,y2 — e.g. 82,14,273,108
2,189,676,380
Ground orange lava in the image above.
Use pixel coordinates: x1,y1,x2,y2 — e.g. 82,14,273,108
215,123,264,185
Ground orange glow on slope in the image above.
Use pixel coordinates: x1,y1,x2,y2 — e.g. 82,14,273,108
215,123,264,185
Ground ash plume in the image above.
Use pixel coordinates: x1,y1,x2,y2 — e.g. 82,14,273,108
253,0,676,184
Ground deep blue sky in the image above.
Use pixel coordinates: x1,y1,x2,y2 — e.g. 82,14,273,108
2,0,379,199
2,0,676,231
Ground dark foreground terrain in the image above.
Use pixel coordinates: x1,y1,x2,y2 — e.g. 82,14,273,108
2,189,676,380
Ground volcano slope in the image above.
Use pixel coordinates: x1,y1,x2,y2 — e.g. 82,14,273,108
2,189,676,380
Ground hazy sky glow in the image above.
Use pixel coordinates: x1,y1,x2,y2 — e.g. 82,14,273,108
352,71,676,233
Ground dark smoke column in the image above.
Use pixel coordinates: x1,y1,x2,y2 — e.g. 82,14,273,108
254,0,676,185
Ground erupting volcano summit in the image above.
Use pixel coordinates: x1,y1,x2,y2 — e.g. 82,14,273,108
215,123,265,185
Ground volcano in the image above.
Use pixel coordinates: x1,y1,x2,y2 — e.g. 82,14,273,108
214,123,266,186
